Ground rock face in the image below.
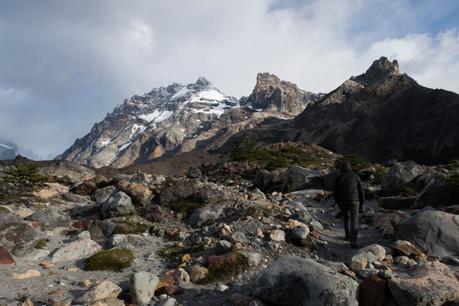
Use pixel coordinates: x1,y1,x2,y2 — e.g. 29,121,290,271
396,210,459,257
388,261,459,306
224,57,459,164
253,256,359,306
59,76,319,168
241,72,320,114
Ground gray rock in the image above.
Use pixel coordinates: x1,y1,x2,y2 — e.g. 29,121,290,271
89,220,116,241
188,207,221,227
388,261,459,306
283,165,321,193
51,236,102,262
286,226,309,246
131,271,159,306
37,160,95,185
0,212,37,256
291,210,313,224
63,192,92,203
100,191,136,219
381,161,424,193
239,251,262,267
216,240,233,255
91,185,117,203
25,207,69,228
187,166,202,179
413,177,452,208
253,256,359,306
396,210,459,257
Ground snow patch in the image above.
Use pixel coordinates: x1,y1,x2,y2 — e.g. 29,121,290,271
139,110,173,125
171,87,190,100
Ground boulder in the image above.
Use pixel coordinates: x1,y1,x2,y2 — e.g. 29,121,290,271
253,256,358,306
388,261,459,306
358,275,388,306
117,179,152,206
282,165,321,193
188,208,221,228
100,191,136,219
91,185,117,203
381,161,424,193
286,226,309,246
89,220,116,241
75,281,122,304
51,234,102,262
396,210,459,257
25,207,69,228
378,196,416,210
131,271,159,306
63,192,91,203
350,244,386,272
0,212,37,256
187,166,202,179
413,177,452,208
253,168,286,193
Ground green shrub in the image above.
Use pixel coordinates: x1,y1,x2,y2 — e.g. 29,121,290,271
112,216,151,234
196,252,248,284
35,239,48,249
85,248,134,272
9,164,47,184
231,143,330,171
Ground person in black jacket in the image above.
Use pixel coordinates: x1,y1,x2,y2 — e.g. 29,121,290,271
333,162,365,248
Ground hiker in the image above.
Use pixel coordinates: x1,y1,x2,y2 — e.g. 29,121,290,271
333,162,365,248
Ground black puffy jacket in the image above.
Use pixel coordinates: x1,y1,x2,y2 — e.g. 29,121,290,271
333,170,365,204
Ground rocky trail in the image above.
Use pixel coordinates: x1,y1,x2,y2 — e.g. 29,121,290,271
1,144,459,305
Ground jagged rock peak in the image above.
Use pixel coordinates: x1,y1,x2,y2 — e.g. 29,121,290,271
243,72,320,114
352,56,400,85
195,76,212,87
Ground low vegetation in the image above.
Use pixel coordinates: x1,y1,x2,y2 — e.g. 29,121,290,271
8,163,47,184
112,216,151,235
163,198,205,215
34,239,48,249
159,242,207,268
197,252,248,284
85,248,135,272
231,140,335,171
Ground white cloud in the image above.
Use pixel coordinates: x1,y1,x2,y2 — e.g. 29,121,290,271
0,0,458,158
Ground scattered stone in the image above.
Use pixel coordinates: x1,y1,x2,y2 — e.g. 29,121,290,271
100,191,136,219
173,268,190,283
286,225,309,246
269,229,285,242
389,261,459,306
117,179,152,206
392,240,424,257
63,192,90,203
350,244,386,272
26,207,69,228
188,265,208,283
239,251,262,267
158,297,177,306
75,281,122,304
12,269,41,280
216,240,233,255
131,271,159,306
188,208,221,228
253,256,358,306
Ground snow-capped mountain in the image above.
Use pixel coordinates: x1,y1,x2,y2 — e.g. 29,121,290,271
59,76,319,168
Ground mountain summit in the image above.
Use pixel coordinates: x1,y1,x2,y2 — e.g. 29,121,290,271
59,75,319,168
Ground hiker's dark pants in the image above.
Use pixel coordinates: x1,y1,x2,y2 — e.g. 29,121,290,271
339,201,360,244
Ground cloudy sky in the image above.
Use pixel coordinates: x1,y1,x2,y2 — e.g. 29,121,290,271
1,0,458,159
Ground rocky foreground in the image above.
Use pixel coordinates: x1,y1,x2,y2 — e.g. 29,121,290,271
1,144,459,306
